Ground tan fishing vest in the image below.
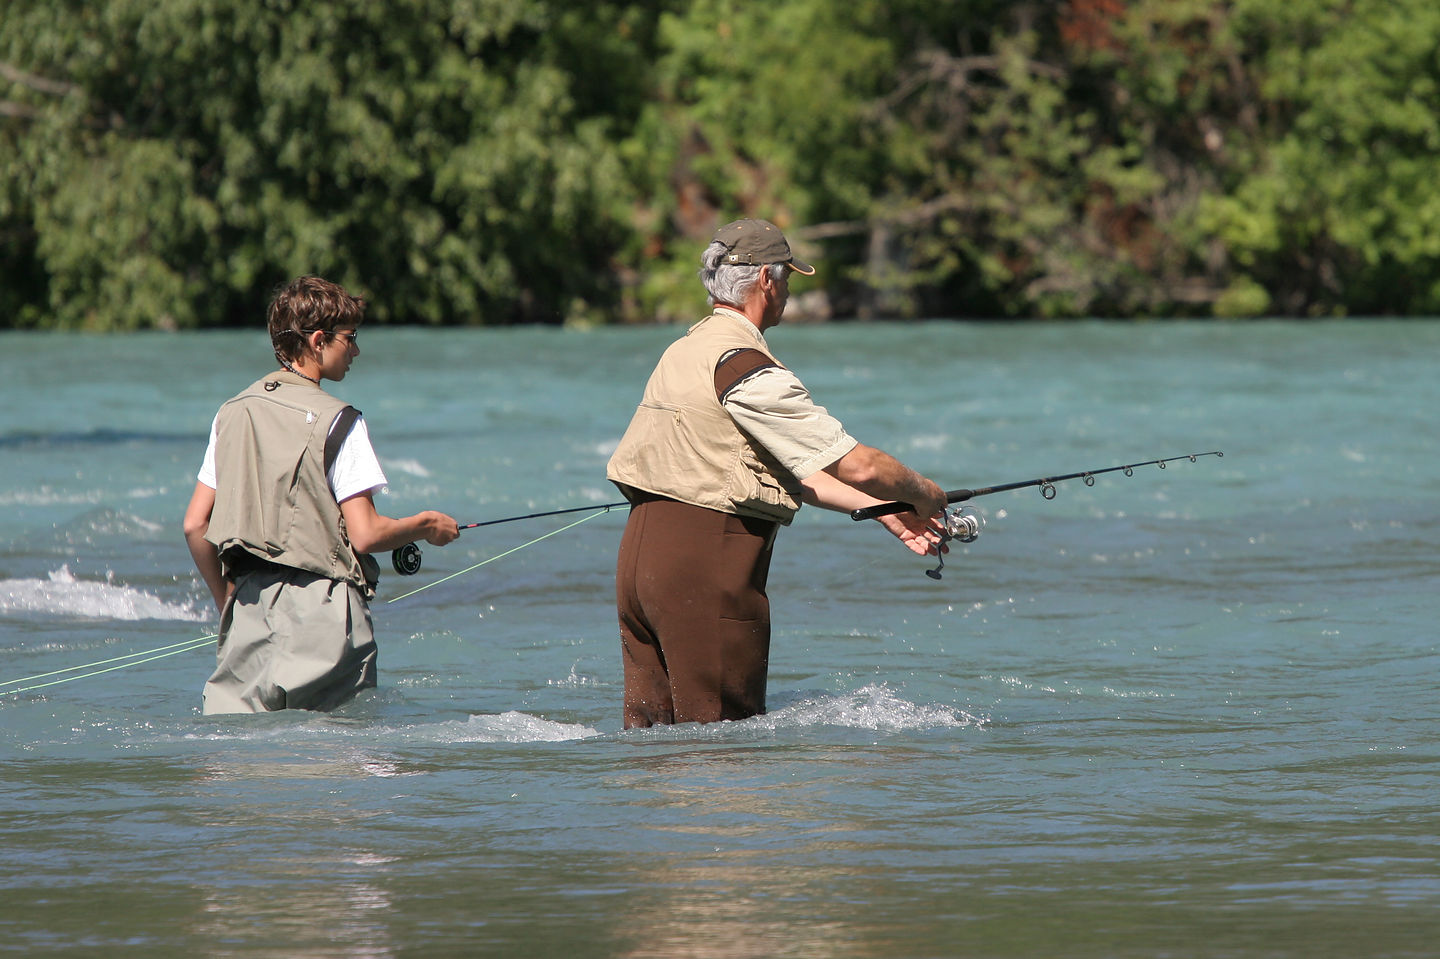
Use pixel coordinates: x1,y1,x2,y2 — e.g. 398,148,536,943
206,371,380,593
607,312,804,524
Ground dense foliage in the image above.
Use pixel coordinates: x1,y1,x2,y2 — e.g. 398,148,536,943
2,0,1437,328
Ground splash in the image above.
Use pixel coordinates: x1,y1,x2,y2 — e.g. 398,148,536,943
0,566,205,622
449,710,602,743
180,710,601,748
760,684,985,732
622,685,986,741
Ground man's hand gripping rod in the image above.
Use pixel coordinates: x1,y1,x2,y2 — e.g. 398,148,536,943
850,451,1225,521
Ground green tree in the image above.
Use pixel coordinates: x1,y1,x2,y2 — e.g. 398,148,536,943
628,0,1033,319
1,0,665,329
632,0,1195,319
1200,0,1440,316
6,0,1440,326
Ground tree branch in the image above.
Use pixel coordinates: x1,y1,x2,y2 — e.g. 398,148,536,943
0,61,78,98
0,100,42,119
798,194,974,243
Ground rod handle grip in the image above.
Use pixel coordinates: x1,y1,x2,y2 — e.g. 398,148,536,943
850,489,975,521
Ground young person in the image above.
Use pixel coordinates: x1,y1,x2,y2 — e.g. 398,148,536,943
183,276,458,714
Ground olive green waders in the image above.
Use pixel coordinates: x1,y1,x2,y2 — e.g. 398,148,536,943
203,563,377,714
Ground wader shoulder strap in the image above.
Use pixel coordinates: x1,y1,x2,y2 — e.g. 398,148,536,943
715,348,780,404
324,406,362,475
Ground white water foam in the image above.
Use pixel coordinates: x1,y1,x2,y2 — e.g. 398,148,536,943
0,566,205,622
449,710,601,742
758,683,985,732
630,684,986,740
381,690,970,744
182,710,600,747
0,486,104,508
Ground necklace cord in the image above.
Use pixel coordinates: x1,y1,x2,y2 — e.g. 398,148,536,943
276,353,321,385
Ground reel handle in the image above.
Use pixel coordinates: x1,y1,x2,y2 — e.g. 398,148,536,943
391,542,423,576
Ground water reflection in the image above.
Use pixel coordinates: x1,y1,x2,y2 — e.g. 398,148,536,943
188,752,404,956
194,874,397,958
607,746,885,959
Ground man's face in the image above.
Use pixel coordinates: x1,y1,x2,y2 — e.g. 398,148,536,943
761,268,790,328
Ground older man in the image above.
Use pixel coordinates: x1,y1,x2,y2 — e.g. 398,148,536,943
606,218,948,728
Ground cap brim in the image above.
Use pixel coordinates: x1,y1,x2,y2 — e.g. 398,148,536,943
786,257,816,276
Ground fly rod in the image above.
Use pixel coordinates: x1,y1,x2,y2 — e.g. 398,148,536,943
850,451,1224,521
391,500,630,575
457,501,630,531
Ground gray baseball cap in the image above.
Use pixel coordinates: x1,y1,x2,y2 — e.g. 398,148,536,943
712,219,815,275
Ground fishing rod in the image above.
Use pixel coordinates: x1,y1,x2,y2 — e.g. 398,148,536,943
854,451,1223,580
851,451,1223,521
459,501,630,531
391,500,630,575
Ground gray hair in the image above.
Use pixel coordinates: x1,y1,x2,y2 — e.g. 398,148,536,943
699,240,788,306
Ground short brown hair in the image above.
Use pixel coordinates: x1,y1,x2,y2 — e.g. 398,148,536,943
268,276,366,362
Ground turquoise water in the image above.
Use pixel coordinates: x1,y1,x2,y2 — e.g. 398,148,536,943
1,321,1437,957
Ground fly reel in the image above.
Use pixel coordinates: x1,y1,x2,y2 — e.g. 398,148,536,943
391,542,423,576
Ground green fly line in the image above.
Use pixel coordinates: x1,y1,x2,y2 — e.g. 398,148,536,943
384,508,609,604
1,505,615,697
0,634,217,696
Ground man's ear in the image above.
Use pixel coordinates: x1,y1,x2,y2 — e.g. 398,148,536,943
306,329,327,356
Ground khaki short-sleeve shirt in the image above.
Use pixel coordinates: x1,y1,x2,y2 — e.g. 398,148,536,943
712,308,857,480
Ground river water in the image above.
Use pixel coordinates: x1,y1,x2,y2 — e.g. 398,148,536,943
1,320,1436,957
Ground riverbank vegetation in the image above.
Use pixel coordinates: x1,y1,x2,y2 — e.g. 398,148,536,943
3,0,1437,328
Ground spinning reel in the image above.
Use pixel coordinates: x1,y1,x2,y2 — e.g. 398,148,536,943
925,505,983,581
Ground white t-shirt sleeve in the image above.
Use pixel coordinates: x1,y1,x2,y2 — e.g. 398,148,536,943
194,411,388,502
329,415,388,503
197,415,219,489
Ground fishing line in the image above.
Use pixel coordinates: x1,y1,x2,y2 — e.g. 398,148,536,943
391,501,630,574
384,507,612,604
0,634,217,697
